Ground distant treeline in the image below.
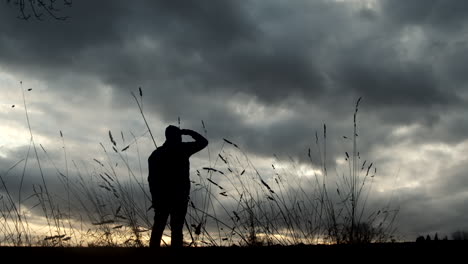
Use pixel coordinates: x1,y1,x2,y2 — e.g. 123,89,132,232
416,231,468,242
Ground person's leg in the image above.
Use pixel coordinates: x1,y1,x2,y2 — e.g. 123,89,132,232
150,202,170,248
169,196,189,248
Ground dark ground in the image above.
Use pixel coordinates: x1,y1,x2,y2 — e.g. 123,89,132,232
1,242,466,262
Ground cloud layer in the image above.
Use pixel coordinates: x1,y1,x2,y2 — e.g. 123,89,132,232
1,0,468,240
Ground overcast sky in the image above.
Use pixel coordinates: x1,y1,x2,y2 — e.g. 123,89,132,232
1,0,468,241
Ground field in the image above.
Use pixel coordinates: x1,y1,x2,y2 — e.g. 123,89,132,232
0,93,403,248
0,241,466,262
3,1,468,261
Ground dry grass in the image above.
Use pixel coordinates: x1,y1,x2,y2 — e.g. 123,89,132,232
0,85,398,247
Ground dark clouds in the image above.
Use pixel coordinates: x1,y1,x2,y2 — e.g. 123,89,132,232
2,0,468,240
0,1,123,68
382,0,468,31
1,0,461,120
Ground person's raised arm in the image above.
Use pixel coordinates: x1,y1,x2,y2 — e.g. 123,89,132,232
180,128,208,155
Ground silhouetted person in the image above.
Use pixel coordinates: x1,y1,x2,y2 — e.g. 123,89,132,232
148,125,208,248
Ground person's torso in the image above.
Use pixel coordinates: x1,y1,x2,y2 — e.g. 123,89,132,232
148,144,191,188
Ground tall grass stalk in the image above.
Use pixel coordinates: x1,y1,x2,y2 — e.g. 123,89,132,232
1,86,397,247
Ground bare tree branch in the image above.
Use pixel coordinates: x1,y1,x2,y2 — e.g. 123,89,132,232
5,0,72,21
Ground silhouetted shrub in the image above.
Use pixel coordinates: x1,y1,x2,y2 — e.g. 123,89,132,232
416,236,425,243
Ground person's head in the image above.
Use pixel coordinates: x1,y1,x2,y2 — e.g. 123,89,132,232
165,125,181,144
